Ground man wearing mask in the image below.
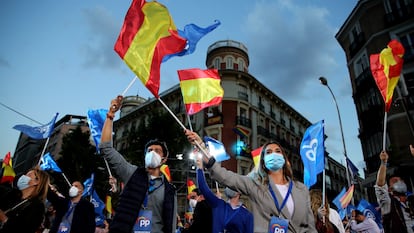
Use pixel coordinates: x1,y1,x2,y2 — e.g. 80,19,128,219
375,149,414,233
182,188,212,233
99,95,177,233
48,181,96,233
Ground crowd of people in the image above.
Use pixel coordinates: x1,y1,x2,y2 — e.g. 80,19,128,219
0,95,413,233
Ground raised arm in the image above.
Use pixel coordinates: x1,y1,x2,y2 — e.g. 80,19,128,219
375,151,388,186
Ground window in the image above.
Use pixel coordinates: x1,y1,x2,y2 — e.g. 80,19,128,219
238,59,244,71
226,57,233,69
354,53,369,77
214,58,220,69
349,23,361,43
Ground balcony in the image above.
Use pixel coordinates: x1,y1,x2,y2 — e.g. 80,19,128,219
257,126,270,137
258,102,265,112
235,116,252,128
385,4,414,27
270,111,276,120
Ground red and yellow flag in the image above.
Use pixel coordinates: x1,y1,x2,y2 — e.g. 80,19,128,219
370,40,405,112
251,147,262,170
114,0,186,97
187,179,196,195
1,152,16,184
177,68,224,115
160,164,172,182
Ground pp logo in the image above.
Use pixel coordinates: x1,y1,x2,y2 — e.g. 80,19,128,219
302,138,318,161
271,224,286,233
139,217,151,228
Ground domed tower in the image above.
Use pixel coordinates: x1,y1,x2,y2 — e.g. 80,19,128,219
120,95,148,117
206,40,249,72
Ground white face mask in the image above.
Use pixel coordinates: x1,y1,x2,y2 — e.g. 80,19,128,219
69,186,79,198
392,180,407,194
17,175,32,190
189,199,197,209
145,151,162,168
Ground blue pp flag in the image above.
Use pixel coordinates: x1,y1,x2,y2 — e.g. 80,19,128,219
13,113,59,139
87,109,107,153
82,173,95,197
40,152,62,173
357,199,383,229
91,190,105,226
204,136,229,162
300,120,325,188
162,20,221,62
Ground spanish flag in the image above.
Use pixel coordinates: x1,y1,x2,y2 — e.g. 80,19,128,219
187,179,196,195
0,152,16,184
370,40,405,112
177,68,224,115
160,164,172,182
251,147,262,170
105,195,114,216
114,0,187,98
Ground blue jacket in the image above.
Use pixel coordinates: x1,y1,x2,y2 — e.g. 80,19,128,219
197,169,254,233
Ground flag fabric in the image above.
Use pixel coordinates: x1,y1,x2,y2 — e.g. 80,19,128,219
160,164,172,182
82,173,95,197
203,136,229,162
87,109,108,153
300,120,325,188
232,126,249,138
177,68,224,115
91,190,105,226
338,204,355,220
177,68,223,114
1,152,16,184
346,157,359,181
114,0,186,98
187,179,196,195
162,20,221,62
251,146,262,170
105,195,114,216
40,152,62,173
333,185,355,210
357,199,383,229
370,39,405,112
13,113,59,139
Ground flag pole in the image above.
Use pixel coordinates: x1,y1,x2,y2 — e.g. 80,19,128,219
121,76,138,96
104,158,113,177
156,97,211,159
37,137,51,166
61,173,72,187
382,112,388,151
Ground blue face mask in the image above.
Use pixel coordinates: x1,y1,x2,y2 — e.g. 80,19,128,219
17,175,32,190
264,153,285,171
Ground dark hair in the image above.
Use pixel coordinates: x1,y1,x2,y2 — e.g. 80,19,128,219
192,188,201,195
354,209,363,216
145,139,169,157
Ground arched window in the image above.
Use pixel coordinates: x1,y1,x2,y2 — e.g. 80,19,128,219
226,57,233,69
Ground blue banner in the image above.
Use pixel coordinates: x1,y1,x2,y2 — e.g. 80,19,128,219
13,113,58,139
39,152,62,173
300,120,325,188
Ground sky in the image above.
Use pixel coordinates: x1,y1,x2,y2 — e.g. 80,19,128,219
0,0,364,175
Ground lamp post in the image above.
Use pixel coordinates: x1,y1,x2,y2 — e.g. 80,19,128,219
319,77,352,189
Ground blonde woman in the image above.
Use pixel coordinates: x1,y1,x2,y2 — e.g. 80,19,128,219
309,189,344,233
186,129,316,233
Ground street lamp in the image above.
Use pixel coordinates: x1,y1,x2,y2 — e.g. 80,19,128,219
319,77,352,189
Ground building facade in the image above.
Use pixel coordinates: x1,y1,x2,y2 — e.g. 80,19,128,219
335,0,414,201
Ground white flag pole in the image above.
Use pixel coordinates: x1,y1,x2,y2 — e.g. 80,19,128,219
382,112,388,151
